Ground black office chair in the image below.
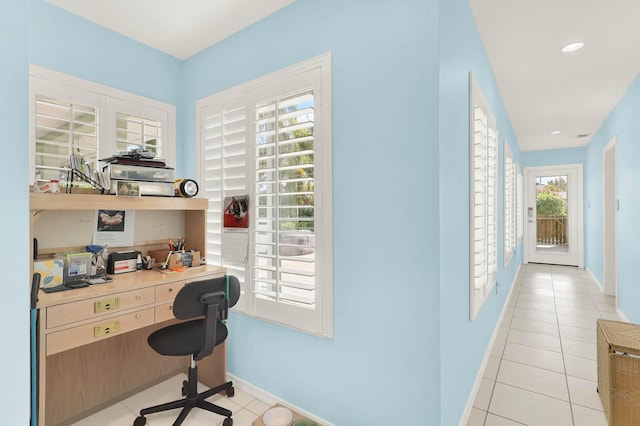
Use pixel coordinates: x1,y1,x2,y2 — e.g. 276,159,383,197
134,275,240,426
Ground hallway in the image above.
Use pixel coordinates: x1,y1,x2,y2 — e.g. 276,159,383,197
467,263,622,425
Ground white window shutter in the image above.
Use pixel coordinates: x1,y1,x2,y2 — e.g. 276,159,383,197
470,73,498,320
201,101,251,313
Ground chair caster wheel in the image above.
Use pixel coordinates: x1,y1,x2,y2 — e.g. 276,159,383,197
223,418,233,426
226,386,235,397
134,416,147,426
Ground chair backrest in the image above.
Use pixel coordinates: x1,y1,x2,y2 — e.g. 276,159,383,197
173,275,240,320
172,275,240,361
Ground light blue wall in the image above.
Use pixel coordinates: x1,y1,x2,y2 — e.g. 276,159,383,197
0,0,31,421
521,146,586,168
584,74,640,322
439,0,523,423
183,1,441,424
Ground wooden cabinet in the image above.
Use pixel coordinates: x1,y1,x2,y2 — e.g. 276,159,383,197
31,193,225,426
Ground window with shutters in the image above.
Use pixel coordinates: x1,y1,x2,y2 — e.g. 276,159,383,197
35,95,99,181
504,141,515,265
197,53,333,337
470,73,498,321
29,66,176,184
516,166,524,242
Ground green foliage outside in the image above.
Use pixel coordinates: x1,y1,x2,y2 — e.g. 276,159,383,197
536,191,566,216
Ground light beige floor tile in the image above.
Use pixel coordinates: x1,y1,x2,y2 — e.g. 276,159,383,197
594,302,617,313
554,297,596,310
245,399,271,416
562,338,598,360
560,325,597,343
517,292,555,304
502,342,565,373
228,408,260,426
510,317,559,336
507,329,562,352
600,311,623,321
483,356,501,380
466,408,487,426
488,382,573,426
473,377,495,411
556,305,600,320
521,281,553,290
491,337,508,357
567,376,603,411
571,404,608,426
564,354,597,382
516,300,556,313
70,403,137,426
496,360,568,401
557,315,597,331
513,308,558,324
484,413,527,425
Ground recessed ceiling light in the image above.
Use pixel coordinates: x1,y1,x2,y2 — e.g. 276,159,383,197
550,130,561,135
561,41,586,53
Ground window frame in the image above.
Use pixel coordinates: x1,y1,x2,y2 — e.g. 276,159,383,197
196,53,333,338
29,65,176,182
469,73,498,321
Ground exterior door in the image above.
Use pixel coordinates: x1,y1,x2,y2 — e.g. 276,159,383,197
524,164,583,267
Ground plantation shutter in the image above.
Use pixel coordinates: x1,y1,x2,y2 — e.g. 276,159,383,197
201,101,250,312
504,143,514,263
470,74,498,321
253,89,321,332
34,95,99,181
115,113,163,158
517,166,523,241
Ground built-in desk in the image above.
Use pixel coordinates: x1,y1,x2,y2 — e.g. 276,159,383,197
30,193,227,426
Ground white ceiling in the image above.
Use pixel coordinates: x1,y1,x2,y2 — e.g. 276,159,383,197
46,0,295,60
469,0,640,151
47,0,640,152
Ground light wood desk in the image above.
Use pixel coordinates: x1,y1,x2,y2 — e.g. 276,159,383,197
31,193,228,426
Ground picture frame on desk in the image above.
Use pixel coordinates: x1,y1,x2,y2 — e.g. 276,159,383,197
115,180,140,196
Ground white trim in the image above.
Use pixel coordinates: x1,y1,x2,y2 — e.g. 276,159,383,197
196,53,333,338
616,307,630,323
586,267,604,293
602,137,618,297
459,263,522,426
227,373,335,426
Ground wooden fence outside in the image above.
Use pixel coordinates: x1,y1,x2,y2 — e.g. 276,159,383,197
537,215,567,245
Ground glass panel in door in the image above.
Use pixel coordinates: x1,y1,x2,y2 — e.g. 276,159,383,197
535,175,569,254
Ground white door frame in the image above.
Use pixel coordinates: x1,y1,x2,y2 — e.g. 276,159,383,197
603,137,618,296
524,164,584,268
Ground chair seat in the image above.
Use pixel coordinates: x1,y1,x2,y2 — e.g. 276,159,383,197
148,319,228,357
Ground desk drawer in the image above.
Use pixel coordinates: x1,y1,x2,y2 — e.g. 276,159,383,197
47,287,155,329
155,302,176,323
46,307,154,355
155,281,186,303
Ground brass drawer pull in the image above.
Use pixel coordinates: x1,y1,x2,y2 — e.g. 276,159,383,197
94,320,120,337
94,297,120,313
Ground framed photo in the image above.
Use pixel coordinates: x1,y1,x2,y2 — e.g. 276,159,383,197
116,180,140,196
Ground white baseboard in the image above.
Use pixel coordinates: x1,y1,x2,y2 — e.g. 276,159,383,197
585,267,604,293
227,373,335,426
458,263,522,426
585,268,630,322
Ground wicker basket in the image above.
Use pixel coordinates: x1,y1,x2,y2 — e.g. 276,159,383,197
597,319,640,425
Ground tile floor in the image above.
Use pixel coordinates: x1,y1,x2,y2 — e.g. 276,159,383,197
70,373,272,426
468,263,621,426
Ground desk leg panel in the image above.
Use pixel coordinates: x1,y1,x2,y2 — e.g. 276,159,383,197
44,323,184,426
